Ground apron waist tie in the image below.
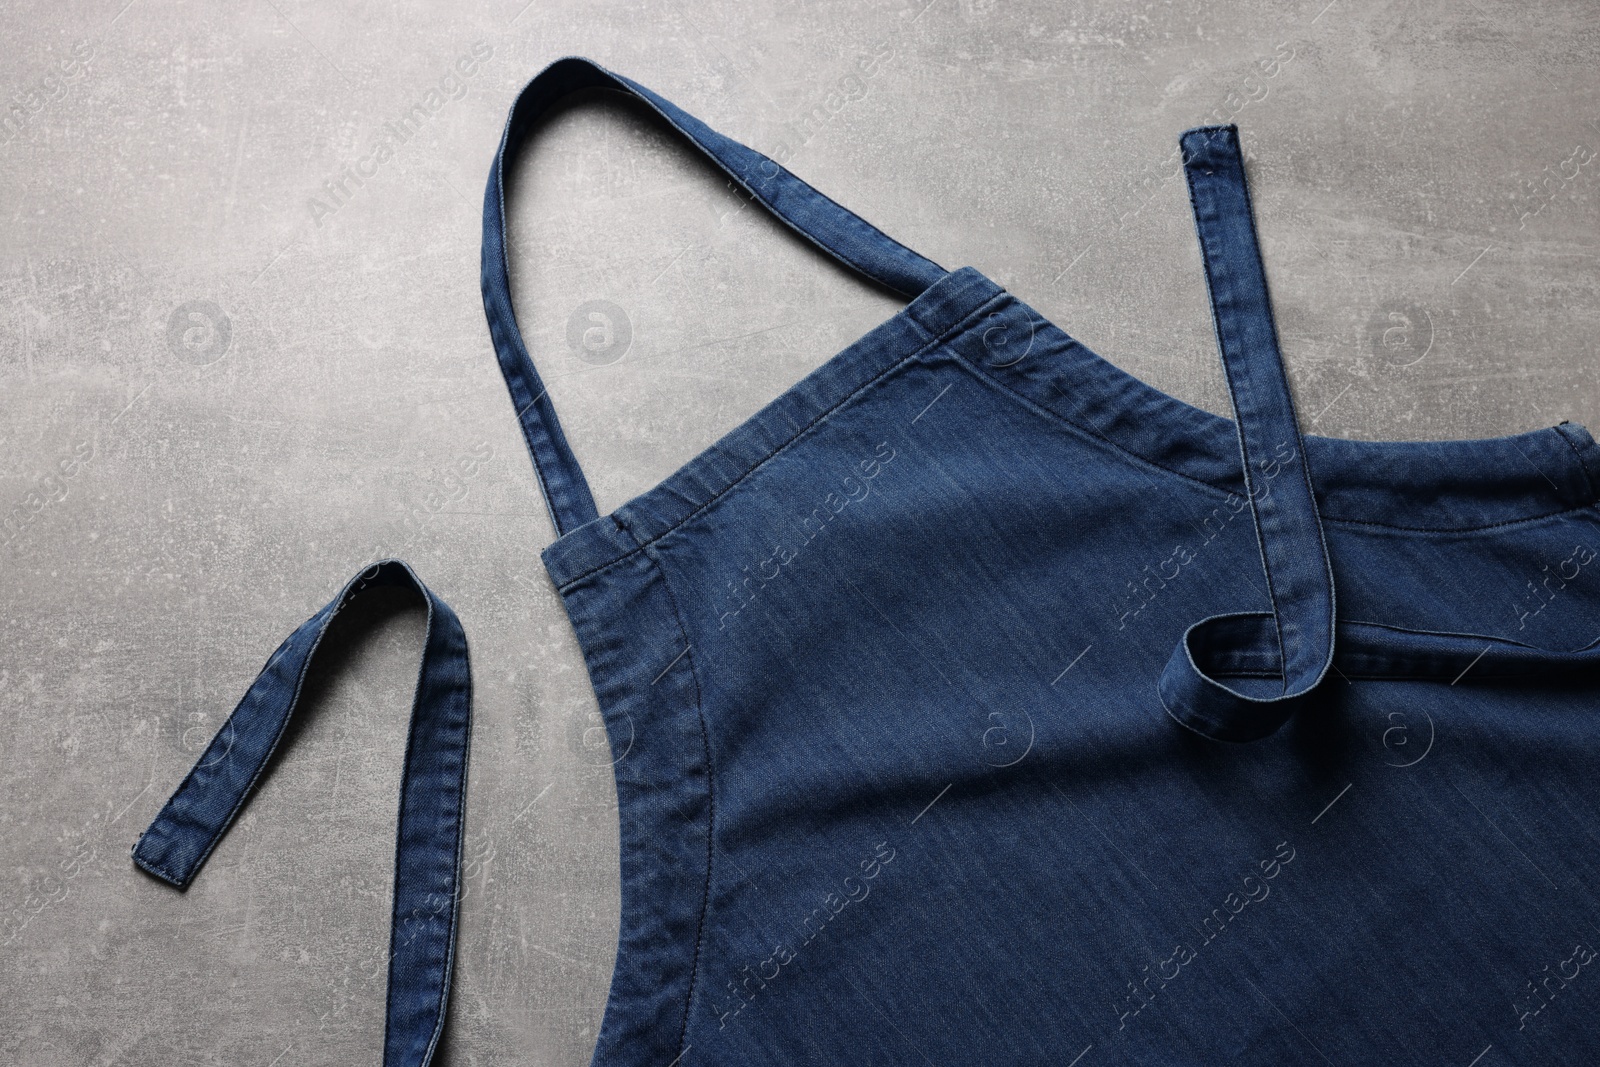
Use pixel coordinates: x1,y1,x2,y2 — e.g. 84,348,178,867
131,560,471,1067
1160,125,1338,742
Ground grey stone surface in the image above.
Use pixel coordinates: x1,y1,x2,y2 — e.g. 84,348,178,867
3,0,1597,1063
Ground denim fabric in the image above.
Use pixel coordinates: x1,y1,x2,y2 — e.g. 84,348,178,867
514,61,1600,1066
543,269,1600,1065
480,57,949,539
133,561,472,1067
141,56,1600,1067
1158,124,1337,743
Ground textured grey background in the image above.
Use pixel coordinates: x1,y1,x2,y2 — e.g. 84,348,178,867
3,0,1598,1063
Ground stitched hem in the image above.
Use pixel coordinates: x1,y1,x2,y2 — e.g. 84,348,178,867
943,352,1241,500
558,541,719,1067
551,290,1007,592
635,527,719,1061
1320,503,1600,535
1555,420,1600,502
950,350,1600,536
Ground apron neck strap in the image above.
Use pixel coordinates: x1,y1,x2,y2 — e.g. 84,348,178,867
1159,124,1338,741
481,56,949,537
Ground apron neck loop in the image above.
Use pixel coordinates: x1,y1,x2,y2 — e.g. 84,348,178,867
481,56,949,538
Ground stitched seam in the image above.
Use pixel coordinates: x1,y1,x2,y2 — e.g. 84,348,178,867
416,605,471,1067
137,595,344,887
488,151,590,538
494,62,945,535
491,61,936,535
1321,504,1600,535
955,356,1600,536
1186,161,1293,690
704,125,939,296
949,352,1242,500
132,853,181,884
1555,425,1600,502
386,591,437,1059
628,521,717,1062
1340,671,1582,681
598,79,945,296
135,561,471,1067
1229,132,1337,692
554,296,1005,591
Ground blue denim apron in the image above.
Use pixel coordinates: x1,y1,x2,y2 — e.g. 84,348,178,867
136,57,1600,1066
